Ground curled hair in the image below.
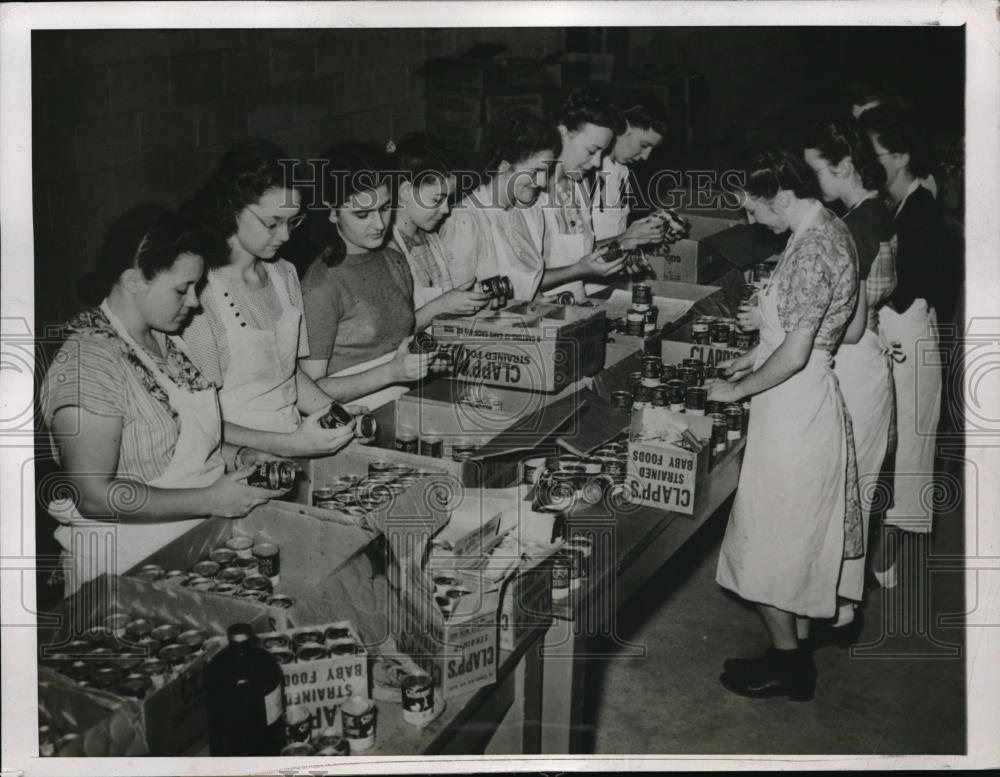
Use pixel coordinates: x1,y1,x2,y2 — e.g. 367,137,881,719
557,88,624,135
803,118,886,192
184,139,293,266
858,105,932,179
77,206,214,306
387,133,452,184
621,95,668,137
740,147,821,202
281,142,389,271
484,111,561,174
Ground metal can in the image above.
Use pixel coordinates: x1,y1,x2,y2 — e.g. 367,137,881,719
625,308,645,336
451,438,476,461
603,457,626,481
291,629,324,649
139,657,170,689
225,536,254,559
323,626,352,645
651,386,669,407
666,379,687,409
354,413,378,444
725,404,744,440
633,384,653,408
236,589,269,603
660,363,677,382
419,436,444,458
158,643,191,667
685,387,707,416
329,641,359,657
267,594,294,609
217,566,245,586
187,577,216,592
367,459,394,477
268,647,296,665
296,642,329,662
632,284,652,307
641,356,661,381
580,475,611,505
319,400,354,429
555,290,577,305
177,630,206,653
643,305,659,333
91,665,121,690
710,320,733,346
252,543,280,585
285,704,313,743
521,456,547,486
710,413,729,455
150,624,179,645
135,564,164,583
691,316,712,344
163,570,189,586
479,274,513,300
38,724,57,757
103,612,130,638
281,742,315,757
212,582,239,596
610,390,633,411
401,672,436,726
395,433,418,454
116,674,152,699
551,553,571,601
312,487,338,508
124,619,153,642
262,633,291,651
315,730,350,755
208,548,237,568
682,358,705,383
341,695,377,751
192,559,221,579
246,460,297,490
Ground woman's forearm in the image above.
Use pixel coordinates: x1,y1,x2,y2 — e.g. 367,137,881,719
223,422,297,458
315,362,397,402
75,477,214,524
295,365,334,415
733,335,811,399
540,265,585,291
414,298,443,332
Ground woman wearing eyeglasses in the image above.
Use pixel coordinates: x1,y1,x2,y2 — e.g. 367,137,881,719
183,140,357,458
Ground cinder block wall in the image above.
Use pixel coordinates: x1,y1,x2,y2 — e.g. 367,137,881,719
31,27,565,330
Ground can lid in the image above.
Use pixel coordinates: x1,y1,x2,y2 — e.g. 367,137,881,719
226,623,254,643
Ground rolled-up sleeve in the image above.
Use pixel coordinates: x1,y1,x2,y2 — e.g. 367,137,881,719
41,335,127,427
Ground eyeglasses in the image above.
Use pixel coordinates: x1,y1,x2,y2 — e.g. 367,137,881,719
245,207,306,233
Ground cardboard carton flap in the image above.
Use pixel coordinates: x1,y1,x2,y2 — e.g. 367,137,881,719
556,387,629,457
469,389,581,458
701,224,788,270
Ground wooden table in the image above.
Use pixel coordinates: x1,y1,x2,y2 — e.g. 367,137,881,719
537,439,745,753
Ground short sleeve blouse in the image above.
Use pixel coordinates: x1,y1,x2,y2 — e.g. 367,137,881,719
773,208,858,350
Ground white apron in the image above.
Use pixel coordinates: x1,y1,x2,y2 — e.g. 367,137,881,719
591,157,630,241
50,301,226,597
541,181,593,302
716,227,853,619
392,226,456,310
878,300,940,533
208,263,301,433
833,327,894,600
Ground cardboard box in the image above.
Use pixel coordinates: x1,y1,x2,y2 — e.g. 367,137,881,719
498,557,553,652
37,574,271,756
126,500,380,632
433,300,607,393
258,620,368,733
660,317,749,369
626,407,712,515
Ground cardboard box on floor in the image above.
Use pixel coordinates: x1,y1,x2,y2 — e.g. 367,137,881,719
126,499,382,633
37,574,272,756
432,300,606,393
626,407,712,515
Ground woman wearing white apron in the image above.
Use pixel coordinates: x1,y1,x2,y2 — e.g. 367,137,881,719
384,135,491,323
183,141,359,457
708,150,862,700
41,207,284,598
441,111,625,304
803,118,898,639
860,107,955,585
289,142,435,409
536,89,629,301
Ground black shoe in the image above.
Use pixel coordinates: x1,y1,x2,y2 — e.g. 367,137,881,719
719,648,816,702
811,610,865,650
722,647,780,677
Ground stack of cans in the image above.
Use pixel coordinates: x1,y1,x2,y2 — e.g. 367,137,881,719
689,314,759,350
530,442,630,514
280,722,351,756
431,573,475,621
39,613,218,700
132,538,290,606
260,622,361,666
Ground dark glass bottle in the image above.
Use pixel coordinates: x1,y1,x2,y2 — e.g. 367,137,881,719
206,623,286,756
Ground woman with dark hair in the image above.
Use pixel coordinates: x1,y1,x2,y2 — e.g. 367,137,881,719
183,140,357,457
41,206,285,596
440,112,623,301
537,88,629,300
859,106,953,581
290,142,433,408
707,149,861,700
803,117,898,638
591,95,670,245
385,134,490,325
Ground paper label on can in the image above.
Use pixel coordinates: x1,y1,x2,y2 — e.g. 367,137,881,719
264,685,284,726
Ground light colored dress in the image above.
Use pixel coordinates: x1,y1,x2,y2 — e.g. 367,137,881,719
535,175,595,301
390,225,460,309
716,204,862,619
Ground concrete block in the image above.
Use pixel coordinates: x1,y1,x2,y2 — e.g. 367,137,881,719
171,51,226,104
315,30,356,78
350,107,392,143
223,45,272,95
139,104,197,159
196,93,248,148
293,77,347,125
390,99,426,139
109,59,170,114
76,114,141,172
370,66,409,107
32,124,78,182
44,169,118,233
113,157,180,212
246,85,296,135
270,41,316,85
